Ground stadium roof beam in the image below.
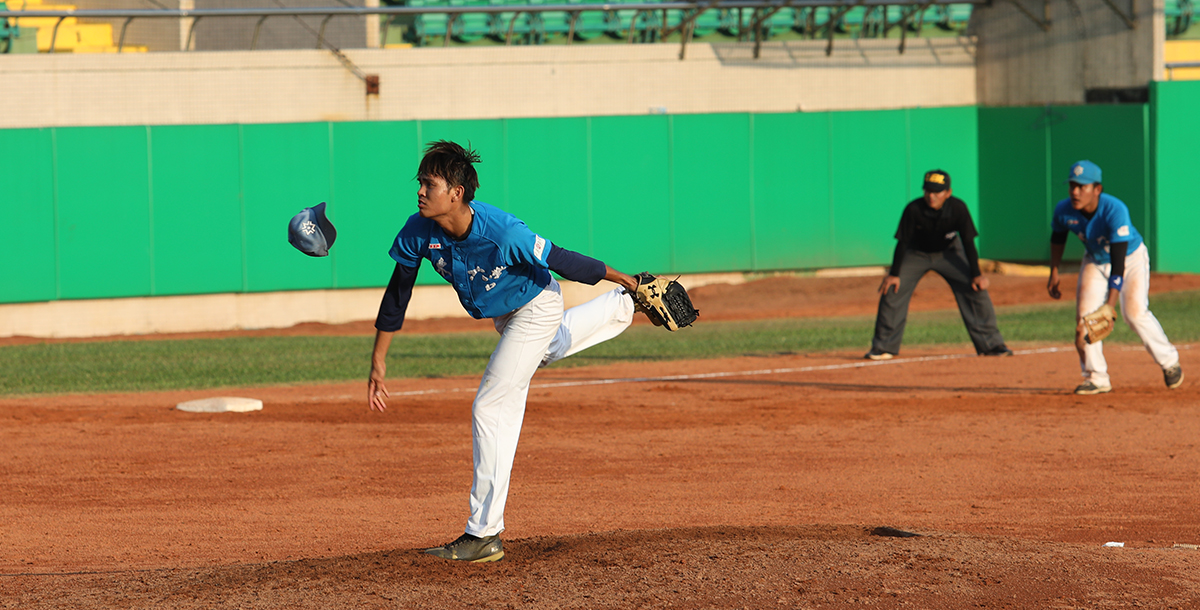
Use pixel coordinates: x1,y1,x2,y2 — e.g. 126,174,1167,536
1099,0,1137,28
896,1,935,53
1005,0,1051,31
825,1,863,56
751,0,795,58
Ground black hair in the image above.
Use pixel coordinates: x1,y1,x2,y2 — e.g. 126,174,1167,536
417,140,481,202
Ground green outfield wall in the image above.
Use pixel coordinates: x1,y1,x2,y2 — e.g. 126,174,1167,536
1150,80,1200,274
8,96,1196,307
2,107,981,305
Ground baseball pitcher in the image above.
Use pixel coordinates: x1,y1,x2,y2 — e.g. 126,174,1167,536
366,141,695,563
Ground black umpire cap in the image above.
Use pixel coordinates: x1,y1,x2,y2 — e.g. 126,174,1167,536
923,170,951,192
288,202,337,257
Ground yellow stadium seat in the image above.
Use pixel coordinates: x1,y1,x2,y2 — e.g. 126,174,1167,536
1165,40,1200,81
8,0,144,53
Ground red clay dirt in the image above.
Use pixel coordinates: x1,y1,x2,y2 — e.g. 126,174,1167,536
2,273,1200,609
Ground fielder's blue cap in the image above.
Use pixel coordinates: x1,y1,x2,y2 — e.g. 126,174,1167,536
1067,160,1102,185
288,202,337,257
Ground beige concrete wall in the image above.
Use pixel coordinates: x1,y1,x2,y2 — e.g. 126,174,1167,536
973,0,1163,105
0,38,976,130
0,274,744,339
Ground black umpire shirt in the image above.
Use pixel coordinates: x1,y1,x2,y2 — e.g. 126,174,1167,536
889,196,982,278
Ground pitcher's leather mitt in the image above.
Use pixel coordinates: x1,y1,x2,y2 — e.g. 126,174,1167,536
1078,304,1117,345
628,273,699,331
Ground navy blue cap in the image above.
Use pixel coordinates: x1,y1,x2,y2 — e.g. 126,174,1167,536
288,202,337,257
1067,160,1102,185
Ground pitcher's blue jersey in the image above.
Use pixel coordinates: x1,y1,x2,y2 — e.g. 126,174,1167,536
389,201,553,319
1050,193,1144,265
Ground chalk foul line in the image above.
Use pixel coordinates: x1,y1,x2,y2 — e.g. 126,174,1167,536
386,345,1095,398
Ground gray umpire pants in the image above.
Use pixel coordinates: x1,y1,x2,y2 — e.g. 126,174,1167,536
870,240,1007,356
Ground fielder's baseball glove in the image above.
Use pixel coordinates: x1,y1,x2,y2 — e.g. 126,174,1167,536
1078,304,1117,345
628,272,699,331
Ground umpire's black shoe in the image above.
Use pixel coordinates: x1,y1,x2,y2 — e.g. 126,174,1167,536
981,345,1014,357
424,533,504,563
1164,364,1184,389
864,349,894,361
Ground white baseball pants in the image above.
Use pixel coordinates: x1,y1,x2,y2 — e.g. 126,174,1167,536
1076,243,1179,387
466,282,635,538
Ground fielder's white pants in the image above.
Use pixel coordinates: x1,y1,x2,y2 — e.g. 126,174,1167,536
466,282,635,537
1076,243,1178,387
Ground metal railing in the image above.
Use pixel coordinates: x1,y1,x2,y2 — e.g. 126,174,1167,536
1165,60,1200,80
0,1,981,54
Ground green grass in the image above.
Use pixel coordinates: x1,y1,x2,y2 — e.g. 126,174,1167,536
4,290,1199,396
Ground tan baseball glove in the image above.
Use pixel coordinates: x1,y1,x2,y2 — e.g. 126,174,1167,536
628,272,699,331
1078,304,1117,345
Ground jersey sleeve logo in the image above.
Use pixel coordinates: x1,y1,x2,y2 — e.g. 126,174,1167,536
1117,225,1130,237
533,235,546,261
429,242,442,249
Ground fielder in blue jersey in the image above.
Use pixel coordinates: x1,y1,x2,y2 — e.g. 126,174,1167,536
367,141,645,562
1047,160,1183,395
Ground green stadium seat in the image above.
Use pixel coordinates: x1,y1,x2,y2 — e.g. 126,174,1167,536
449,0,493,42
670,4,733,38
837,6,866,32
405,0,450,46
791,7,833,35
605,0,662,43
767,7,799,37
0,1,17,53
1166,0,1194,36
530,0,573,41
561,0,608,40
934,4,972,31
489,0,538,44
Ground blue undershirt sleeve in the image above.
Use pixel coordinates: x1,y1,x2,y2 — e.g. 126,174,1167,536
376,263,419,332
546,244,607,285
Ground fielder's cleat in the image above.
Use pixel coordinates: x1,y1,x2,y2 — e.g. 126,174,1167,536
1074,381,1112,395
1164,364,1184,389
981,345,1014,357
424,533,504,563
864,349,895,361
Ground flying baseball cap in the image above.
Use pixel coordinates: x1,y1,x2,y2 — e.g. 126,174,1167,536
288,202,337,257
922,170,951,192
1067,160,1102,185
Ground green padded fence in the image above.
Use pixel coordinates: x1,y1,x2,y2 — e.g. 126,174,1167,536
2,108,980,305
1151,80,1200,274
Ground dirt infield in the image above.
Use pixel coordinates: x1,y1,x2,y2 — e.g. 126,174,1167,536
3,273,1200,608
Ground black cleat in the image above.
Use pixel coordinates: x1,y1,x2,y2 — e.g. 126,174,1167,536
864,349,895,361
424,533,504,563
1074,381,1112,395
981,345,1014,357
1164,364,1184,389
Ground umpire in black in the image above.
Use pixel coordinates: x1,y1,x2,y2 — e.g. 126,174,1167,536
865,170,1012,360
